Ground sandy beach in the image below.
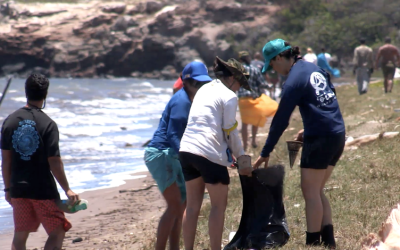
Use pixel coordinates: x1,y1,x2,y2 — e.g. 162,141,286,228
0,171,165,250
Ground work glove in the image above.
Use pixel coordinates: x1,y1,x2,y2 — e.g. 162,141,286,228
237,155,252,176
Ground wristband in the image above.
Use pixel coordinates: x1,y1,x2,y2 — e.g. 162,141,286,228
4,188,10,192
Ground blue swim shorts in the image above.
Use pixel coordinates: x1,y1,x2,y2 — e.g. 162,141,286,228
144,147,186,202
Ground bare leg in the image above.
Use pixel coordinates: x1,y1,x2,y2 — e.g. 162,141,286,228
241,123,248,151
183,177,205,250
169,201,186,250
388,78,394,93
251,125,258,148
155,183,182,250
206,183,228,250
321,166,334,227
44,225,66,250
301,168,326,233
12,232,29,250
384,76,389,93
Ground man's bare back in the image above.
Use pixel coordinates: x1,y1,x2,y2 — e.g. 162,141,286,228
376,44,400,66
375,40,400,93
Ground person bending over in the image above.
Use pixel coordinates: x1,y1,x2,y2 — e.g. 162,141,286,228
144,61,212,250
179,57,252,250
254,39,346,249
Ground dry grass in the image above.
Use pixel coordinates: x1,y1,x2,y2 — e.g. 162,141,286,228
141,80,400,250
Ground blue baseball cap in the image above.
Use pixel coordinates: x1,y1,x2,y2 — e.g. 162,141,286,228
261,39,292,74
182,61,212,82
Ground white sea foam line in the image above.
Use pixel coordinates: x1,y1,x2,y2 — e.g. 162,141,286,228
134,82,154,88
11,97,26,102
59,124,152,137
57,169,148,199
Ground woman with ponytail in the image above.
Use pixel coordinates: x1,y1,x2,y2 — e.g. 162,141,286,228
253,39,345,249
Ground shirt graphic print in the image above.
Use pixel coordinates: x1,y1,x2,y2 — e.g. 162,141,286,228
309,72,336,108
12,120,40,161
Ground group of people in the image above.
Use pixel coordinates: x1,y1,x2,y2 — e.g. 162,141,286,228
353,36,400,95
303,36,400,96
146,38,346,250
3,37,397,250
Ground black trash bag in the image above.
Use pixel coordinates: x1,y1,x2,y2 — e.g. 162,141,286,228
224,165,290,250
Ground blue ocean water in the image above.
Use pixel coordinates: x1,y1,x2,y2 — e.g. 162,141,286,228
0,78,173,233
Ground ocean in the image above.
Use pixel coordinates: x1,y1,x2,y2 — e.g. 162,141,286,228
0,77,173,233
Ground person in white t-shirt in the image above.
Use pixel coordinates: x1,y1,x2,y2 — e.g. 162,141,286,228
179,57,252,250
322,48,332,64
303,47,317,65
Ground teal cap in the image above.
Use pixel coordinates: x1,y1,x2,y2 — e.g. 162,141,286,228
261,39,292,73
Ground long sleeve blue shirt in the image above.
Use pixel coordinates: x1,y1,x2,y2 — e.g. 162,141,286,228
147,88,192,155
260,60,345,158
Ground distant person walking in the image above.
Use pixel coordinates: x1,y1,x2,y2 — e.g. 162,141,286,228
251,52,265,71
144,61,212,250
237,51,277,151
323,48,332,64
304,48,318,65
317,48,340,78
353,38,374,95
252,52,279,99
1,74,79,250
375,37,400,93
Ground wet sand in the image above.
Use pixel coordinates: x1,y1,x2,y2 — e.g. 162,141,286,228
0,171,164,250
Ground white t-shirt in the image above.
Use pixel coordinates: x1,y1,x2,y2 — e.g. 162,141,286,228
180,79,245,167
325,53,332,63
303,53,317,65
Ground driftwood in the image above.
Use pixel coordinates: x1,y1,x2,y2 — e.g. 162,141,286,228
119,184,157,193
362,203,400,249
345,132,399,150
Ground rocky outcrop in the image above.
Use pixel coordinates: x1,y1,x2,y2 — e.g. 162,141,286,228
0,0,276,79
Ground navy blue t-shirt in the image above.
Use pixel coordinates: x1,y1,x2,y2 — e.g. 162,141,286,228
147,88,192,155
261,60,345,157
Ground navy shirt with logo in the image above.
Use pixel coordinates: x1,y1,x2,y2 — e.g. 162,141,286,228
1,107,60,200
261,60,345,157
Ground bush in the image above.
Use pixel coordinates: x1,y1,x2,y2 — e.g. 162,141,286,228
272,0,400,60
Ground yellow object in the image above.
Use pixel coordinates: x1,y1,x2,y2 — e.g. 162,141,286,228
223,121,238,136
239,94,278,127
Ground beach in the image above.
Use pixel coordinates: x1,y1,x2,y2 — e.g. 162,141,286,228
0,171,164,249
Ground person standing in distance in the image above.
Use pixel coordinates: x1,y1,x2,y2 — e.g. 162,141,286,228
254,39,345,248
237,51,275,151
303,48,318,65
1,74,79,250
375,37,400,93
353,38,374,95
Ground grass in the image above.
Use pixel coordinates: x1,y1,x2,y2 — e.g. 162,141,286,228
141,79,400,250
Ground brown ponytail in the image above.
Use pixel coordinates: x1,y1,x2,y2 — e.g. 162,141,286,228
272,42,301,61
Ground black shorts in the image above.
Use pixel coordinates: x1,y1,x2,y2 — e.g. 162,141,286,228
382,65,396,79
300,133,345,169
179,152,230,185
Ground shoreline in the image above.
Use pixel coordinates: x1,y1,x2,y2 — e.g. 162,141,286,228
0,171,164,250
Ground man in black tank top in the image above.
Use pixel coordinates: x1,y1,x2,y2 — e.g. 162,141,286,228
1,74,79,250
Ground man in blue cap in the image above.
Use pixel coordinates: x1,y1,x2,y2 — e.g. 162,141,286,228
144,61,212,250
